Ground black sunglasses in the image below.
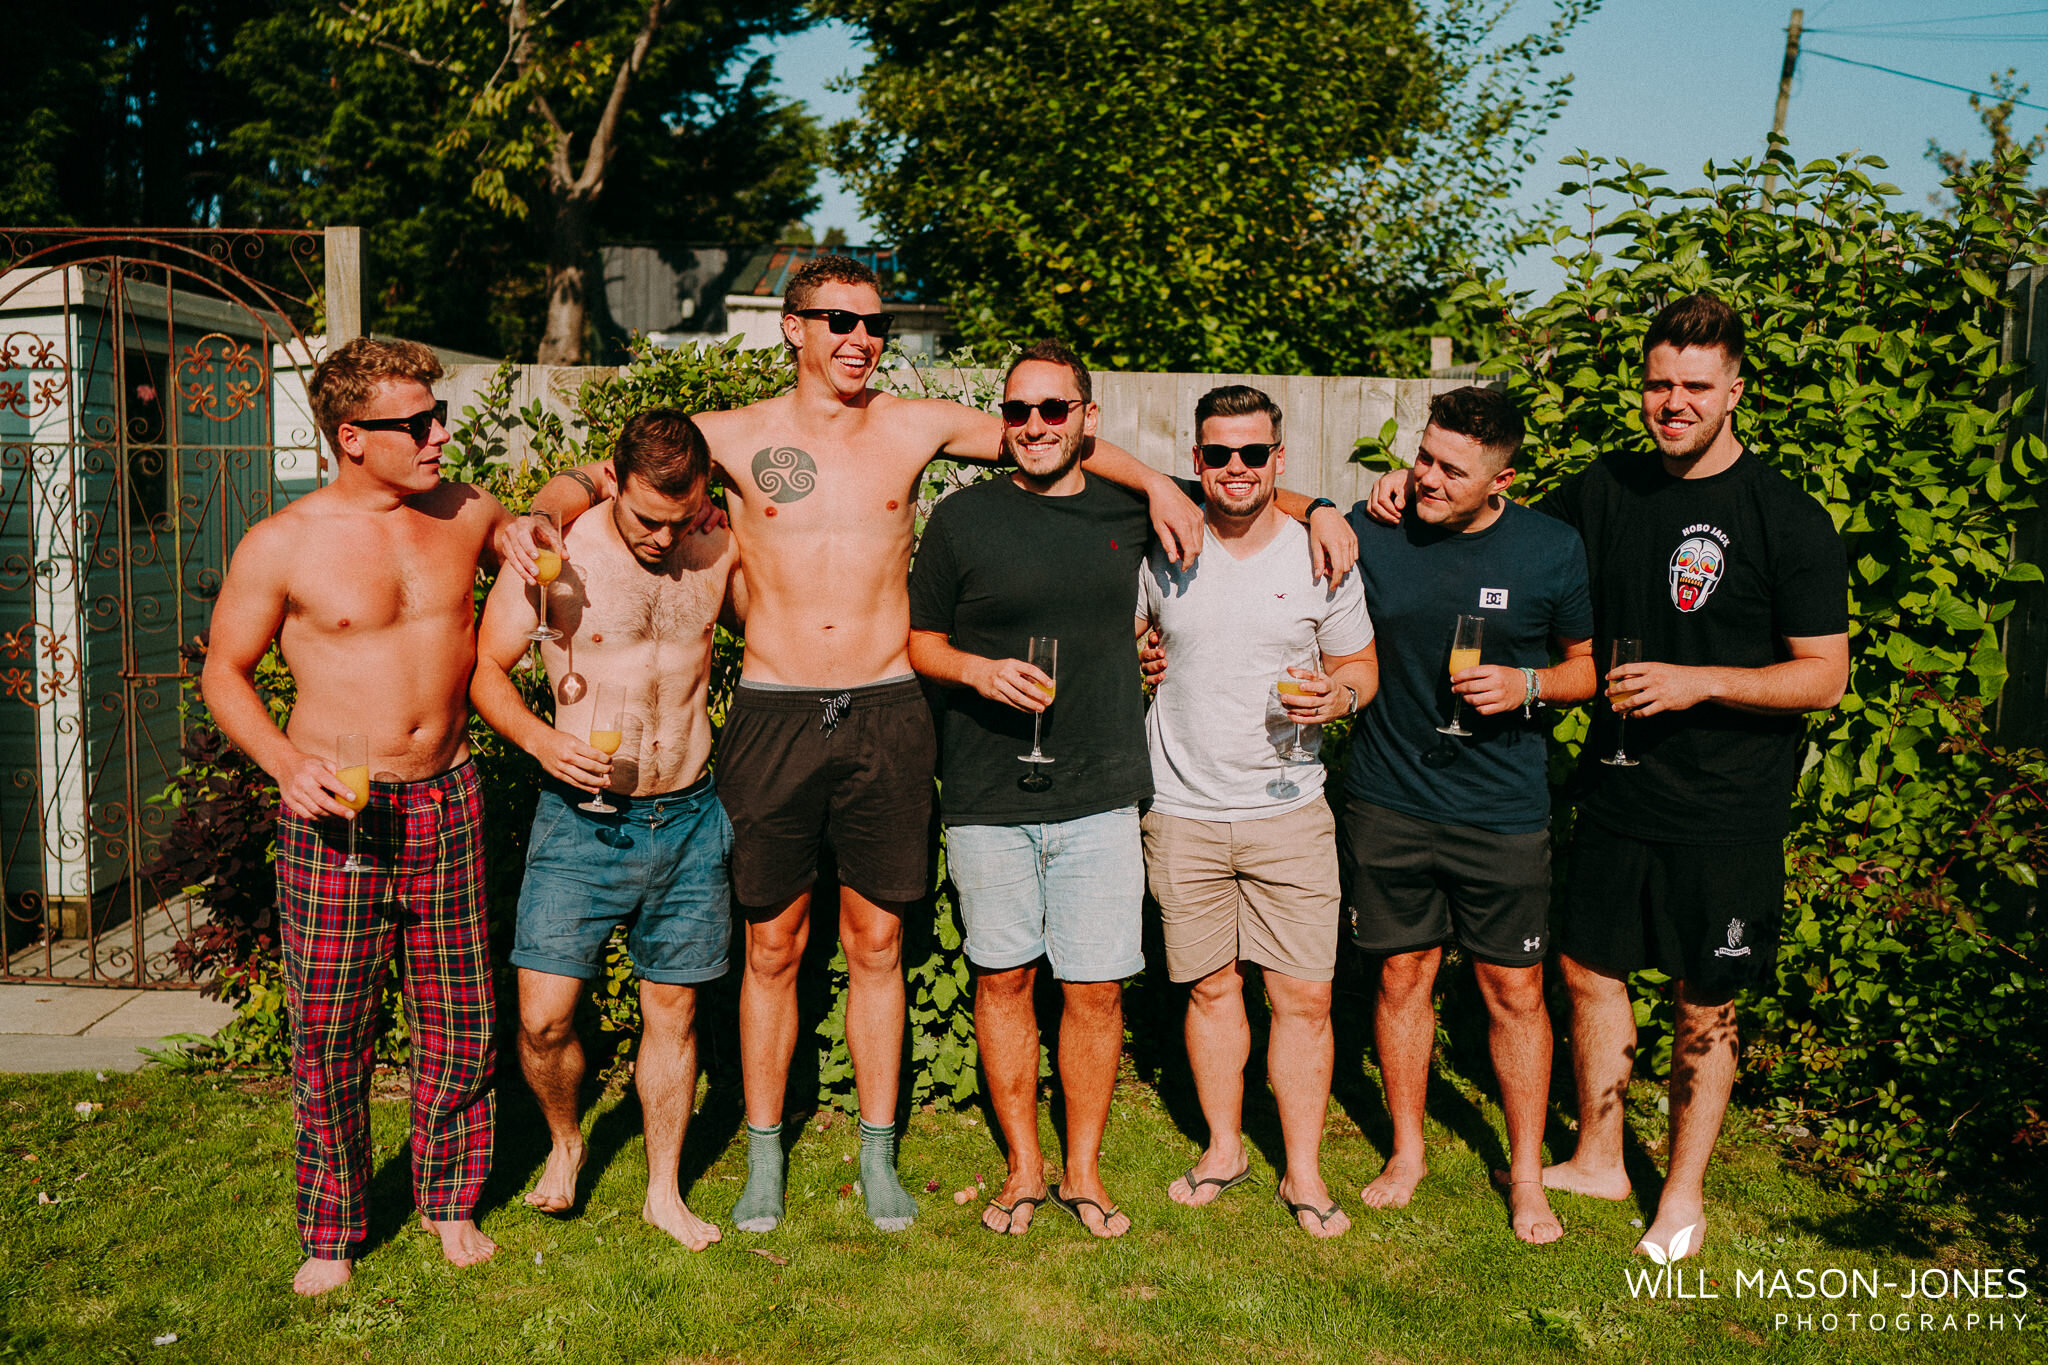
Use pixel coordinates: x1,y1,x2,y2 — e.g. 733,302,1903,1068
1198,442,1276,468
345,400,448,444
998,397,1085,427
791,307,895,338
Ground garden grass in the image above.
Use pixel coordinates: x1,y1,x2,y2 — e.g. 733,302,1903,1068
0,1055,2040,1364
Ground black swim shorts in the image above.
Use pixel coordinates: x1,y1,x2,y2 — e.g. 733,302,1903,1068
717,676,936,909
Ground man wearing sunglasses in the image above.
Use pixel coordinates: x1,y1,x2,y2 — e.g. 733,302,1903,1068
202,337,545,1296
530,254,1210,1235
906,340,1154,1240
1137,384,1378,1239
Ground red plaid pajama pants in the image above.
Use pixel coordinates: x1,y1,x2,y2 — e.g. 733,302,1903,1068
277,759,496,1260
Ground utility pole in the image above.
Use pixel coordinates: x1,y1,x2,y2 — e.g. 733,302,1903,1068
1766,8,1805,195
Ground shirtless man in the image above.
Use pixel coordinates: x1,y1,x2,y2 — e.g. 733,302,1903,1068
531,253,1215,1233
201,337,539,1295
471,409,741,1252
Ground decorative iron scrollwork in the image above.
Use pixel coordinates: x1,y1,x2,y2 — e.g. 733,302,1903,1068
176,333,265,423
0,331,69,420
0,620,81,706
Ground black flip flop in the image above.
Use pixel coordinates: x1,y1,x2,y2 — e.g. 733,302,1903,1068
981,1193,1045,1236
1177,1161,1254,1203
1050,1186,1132,1237
1277,1191,1345,1234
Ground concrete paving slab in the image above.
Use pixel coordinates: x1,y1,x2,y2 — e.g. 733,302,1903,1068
0,987,141,1035
0,1034,158,1074
84,992,236,1038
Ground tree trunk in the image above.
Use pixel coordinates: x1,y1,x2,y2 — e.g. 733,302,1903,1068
536,196,592,365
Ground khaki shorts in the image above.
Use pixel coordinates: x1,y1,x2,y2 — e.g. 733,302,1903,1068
1141,796,1342,983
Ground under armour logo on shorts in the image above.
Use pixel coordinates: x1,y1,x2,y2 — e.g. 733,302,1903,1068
1523,936,1542,953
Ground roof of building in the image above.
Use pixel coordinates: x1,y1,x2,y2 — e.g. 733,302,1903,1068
728,243,927,304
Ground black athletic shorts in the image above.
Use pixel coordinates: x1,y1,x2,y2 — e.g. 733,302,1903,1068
1339,795,1551,967
1555,819,1784,995
717,676,936,909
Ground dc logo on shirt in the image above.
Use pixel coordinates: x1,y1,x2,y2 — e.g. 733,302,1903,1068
1668,534,1726,613
1478,587,1509,610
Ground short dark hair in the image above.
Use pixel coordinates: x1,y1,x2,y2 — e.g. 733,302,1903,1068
783,253,881,313
1194,384,1284,444
1426,386,1524,467
1003,339,1092,404
1643,293,1746,370
611,408,710,500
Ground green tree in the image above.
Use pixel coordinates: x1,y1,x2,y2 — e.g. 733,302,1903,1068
326,0,818,363
824,0,1590,375
1925,69,2048,222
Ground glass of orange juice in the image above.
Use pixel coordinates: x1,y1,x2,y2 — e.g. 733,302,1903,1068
1277,649,1321,761
526,509,564,642
337,733,370,871
1436,614,1484,737
579,682,623,812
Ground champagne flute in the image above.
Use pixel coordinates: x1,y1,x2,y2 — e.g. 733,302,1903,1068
1017,636,1057,793
580,682,623,813
526,510,564,642
1436,614,1485,737
1276,649,1320,762
337,733,370,871
1602,638,1644,768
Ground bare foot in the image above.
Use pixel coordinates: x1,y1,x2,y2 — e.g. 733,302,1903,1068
1359,1153,1426,1209
981,1169,1049,1236
293,1256,352,1296
1506,1180,1564,1245
1167,1141,1250,1208
1537,1157,1631,1201
523,1140,586,1213
1057,1175,1132,1238
1636,1202,1705,1261
643,1190,722,1252
419,1216,498,1268
1277,1174,1350,1239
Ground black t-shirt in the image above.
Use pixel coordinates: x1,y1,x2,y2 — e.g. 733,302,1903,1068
908,474,1154,825
1343,500,1593,833
1540,449,1849,844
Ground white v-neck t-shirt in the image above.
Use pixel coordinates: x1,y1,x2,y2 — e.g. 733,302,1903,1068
1137,518,1373,821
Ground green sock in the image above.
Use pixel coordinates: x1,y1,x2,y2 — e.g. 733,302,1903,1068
732,1122,785,1232
858,1117,918,1232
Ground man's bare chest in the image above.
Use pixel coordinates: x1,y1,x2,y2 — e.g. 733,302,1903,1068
284,531,479,632
720,432,926,531
569,554,722,647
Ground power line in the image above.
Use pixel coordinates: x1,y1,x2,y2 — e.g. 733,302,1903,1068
1808,30,2048,42
1813,6,2048,28
1803,48,2048,111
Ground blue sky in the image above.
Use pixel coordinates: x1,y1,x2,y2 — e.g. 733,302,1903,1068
754,2,2046,299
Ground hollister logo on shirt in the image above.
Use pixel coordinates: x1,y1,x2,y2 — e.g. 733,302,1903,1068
1478,587,1509,610
1669,524,1729,613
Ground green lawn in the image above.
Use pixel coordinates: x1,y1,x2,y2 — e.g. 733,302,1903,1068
1,1051,2040,1364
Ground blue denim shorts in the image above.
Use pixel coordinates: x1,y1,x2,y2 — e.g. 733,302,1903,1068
943,806,1144,982
512,774,733,985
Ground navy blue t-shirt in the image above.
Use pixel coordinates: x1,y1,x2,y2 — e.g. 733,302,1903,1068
1343,499,1594,833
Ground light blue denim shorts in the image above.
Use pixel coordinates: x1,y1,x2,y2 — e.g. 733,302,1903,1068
512,774,732,986
943,805,1145,982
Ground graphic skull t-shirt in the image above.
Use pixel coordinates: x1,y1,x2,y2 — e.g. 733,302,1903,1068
1540,448,1848,844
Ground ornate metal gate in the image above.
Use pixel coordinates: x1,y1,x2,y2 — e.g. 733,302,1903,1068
0,228,328,987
